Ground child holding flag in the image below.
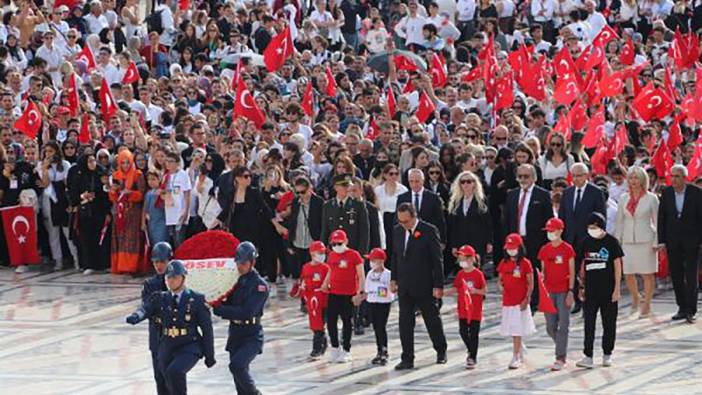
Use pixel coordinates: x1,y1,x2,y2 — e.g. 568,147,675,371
299,241,330,360
538,218,576,371
450,245,486,370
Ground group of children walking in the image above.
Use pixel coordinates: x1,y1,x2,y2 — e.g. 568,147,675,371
294,212,622,371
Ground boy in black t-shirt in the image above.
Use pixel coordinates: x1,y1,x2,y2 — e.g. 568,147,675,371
575,213,623,369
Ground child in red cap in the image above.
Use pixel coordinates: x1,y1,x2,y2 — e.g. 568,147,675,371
361,247,394,365
538,218,576,371
299,240,331,360
498,233,536,370
321,229,365,363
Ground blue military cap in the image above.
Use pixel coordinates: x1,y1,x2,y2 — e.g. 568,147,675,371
151,242,173,262
235,242,259,264
165,260,188,277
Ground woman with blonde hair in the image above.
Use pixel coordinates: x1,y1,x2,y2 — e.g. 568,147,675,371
447,171,493,276
615,165,659,318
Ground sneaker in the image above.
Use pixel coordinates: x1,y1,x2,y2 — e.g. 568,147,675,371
520,343,528,355
53,262,63,271
371,353,385,365
329,347,340,363
83,269,95,275
14,265,28,274
508,356,521,369
576,356,594,369
602,355,612,367
309,350,323,361
289,282,300,298
337,349,351,363
551,360,565,371
276,276,286,286
465,357,476,370
354,325,365,336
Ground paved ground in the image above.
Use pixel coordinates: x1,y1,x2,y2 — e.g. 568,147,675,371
0,266,700,395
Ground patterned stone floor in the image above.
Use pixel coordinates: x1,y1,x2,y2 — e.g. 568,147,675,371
0,266,700,395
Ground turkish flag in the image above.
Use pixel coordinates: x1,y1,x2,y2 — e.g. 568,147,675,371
387,85,396,118
66,73,80,116
79,113,91,144
620,37,635,65
13,100,42,139
590,138,610,175
415,91,435,123
686,137,702,181
483,55,498,104
99,78,117,122
495,73,513,111
234,77,266,128
582,107,605,148
538,54,554,79
508,44,531,85
537,272,557,314
667,113,685,150
569,100,588,131
54,0,80,10
592,24,619,48
652,141,673,184
663,66,679,101
669,29,699,70
611,123,628,158
430,53,447,87
554,46,581,87
553,77,580,105
685,33,701,69
402,78,415,94
303,289,327,331
301,81,314,117
325,66,336,97
585,42,605,71
599,69,625,97
178,0,190,10
462,66,481,83
1,206,40,267
522,62,546,101
76,44,96,70
459,287,473,319
478,33,496,60
122,62,139,84
552,114,572,142
263,26,294,72
632,82,674,121
394,54,418,72
366,116,380,140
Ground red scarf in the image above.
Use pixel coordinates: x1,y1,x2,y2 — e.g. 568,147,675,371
626,189,642,217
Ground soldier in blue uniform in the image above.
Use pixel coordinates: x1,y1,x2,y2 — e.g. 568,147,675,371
127,260,216,395
212,241,268,395
142,242,172,395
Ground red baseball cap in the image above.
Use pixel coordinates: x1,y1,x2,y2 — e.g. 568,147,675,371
504,233,523,250
544,218,565,232
365,248,387,261
309,240,326,253
329,229,348,244
456,245,476,257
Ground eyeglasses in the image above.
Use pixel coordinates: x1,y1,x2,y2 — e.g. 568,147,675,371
205,158,213,163
551,143,562,147
466,134,477,139
495,136,507,141
460,179,474,185
67,35,76,39
240,174,251,179
517,174,531,179
429,170,441,175
388,171,399,176
295,189,308,195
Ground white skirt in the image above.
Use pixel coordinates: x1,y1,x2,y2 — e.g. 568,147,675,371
500,306,536,337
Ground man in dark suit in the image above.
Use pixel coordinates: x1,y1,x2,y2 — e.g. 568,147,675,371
391,203,447,370
558,163,606,313
320,174,370,255
504,164,553,311
396,168,447,244
658,165,702,324
286,176,323,281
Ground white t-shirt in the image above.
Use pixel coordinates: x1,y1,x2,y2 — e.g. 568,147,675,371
374,183,408,213
164,169,192,226
365,268,395,303
396,15,428,46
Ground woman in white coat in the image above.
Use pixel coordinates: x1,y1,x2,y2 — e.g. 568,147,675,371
615,166,659,319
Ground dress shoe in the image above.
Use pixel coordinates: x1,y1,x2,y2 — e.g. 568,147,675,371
394,361,414,370
671,311,687,321
436,352,447,364
686,314,697,324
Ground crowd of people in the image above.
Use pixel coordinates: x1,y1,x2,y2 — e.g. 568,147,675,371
1,0,702,380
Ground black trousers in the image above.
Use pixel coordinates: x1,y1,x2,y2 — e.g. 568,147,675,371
327,294,353,351
398,293,447,363
151,351,170,395
583,298,618,358
668,244,700,315
459,319,481,361
368,302,391,351
312,330,327,352
288,247,310,280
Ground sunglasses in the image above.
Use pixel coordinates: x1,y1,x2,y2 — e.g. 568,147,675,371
331,242,344,247
388,171,399,176
467,134,477,139
429,170,441,175
495,136,507,141
239,174,252,179
551,143,562,147
205,158,213,162
486,156,496,160
460,179,474,184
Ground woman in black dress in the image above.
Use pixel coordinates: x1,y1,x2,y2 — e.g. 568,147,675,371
259,164,290,282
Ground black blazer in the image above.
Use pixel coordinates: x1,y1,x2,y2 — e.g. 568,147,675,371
426,181,450,210
286,194,323,244
391,220,444,299
558,183,606,246
504,185,553,258
658,184,702,248
366,201,383,250
320,197,370,254
396,189,447,243
447,199,493,259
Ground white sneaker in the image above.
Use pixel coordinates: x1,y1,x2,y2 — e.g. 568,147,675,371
337,349,351,363
83,269,95,275
520,343,528,355
576,356,594,369
14,265,28,273
329,347,340,363
508,356,521,369
602,355,613,367
551,360,565,371
53,262,63,271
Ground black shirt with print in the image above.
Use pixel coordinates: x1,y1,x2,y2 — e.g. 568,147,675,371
577,234,624,300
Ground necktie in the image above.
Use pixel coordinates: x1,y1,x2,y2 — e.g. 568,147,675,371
574,188,582,212
172,294,178,309
414,193,420,211
517,189,528,228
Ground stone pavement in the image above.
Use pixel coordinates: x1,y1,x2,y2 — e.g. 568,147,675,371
0,267,700,395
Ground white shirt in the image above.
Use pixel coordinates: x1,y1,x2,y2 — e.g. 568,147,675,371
84,13,109,34
456,0,476,21
157,4,176,46
404,220,419,250
164,169,192,226
518,185,534,236
531,0,556,22
36,160,72,203
99,63,121,86
608,181,628,203
586,11,607,41
606,197,618,235
573,186,584,209
35,44,63,87
411,188,424,211
365,268,395,303
498,0,515,17
396,15,428,46
375,183,408,213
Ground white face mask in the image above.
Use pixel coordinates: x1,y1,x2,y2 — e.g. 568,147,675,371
547,232,560,241
313,253,326,262
332,245,347,254
506,249,519,257
588,228,605,239
370,261,383,270
458,259,471,269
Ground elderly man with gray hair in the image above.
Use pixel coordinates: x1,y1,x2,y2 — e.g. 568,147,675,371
657,165,702,324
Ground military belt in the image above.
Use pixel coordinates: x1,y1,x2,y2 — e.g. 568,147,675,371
162,327,188,337
230,317,261,326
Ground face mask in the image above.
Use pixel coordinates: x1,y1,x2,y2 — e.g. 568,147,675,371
506,249,519,257
547,232,560,241
588,228,605,239
458,259,472,269
370,261,383,270
313,253,326,262
332,245,347,254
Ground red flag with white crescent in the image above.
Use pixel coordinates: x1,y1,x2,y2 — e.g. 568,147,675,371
122,62,139,85
325,66,336,97
76,44,96,70
234,77,266,128
79,113,91,144
387,84,396,119
301,81,314,117
416,91,435,124
67,73,80,116
632,82,674,121
582,107,605,148
686,135,702,181
1,206,40,267
263,26,294,72
430,52,447,87
13,100,42,139
99,78,117,122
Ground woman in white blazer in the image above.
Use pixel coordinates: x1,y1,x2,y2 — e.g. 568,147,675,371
615,166,659,319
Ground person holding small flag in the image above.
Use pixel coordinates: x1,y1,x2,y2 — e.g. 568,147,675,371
298,240,331,360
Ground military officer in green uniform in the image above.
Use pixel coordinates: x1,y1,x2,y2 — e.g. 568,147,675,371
320,174,370,255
